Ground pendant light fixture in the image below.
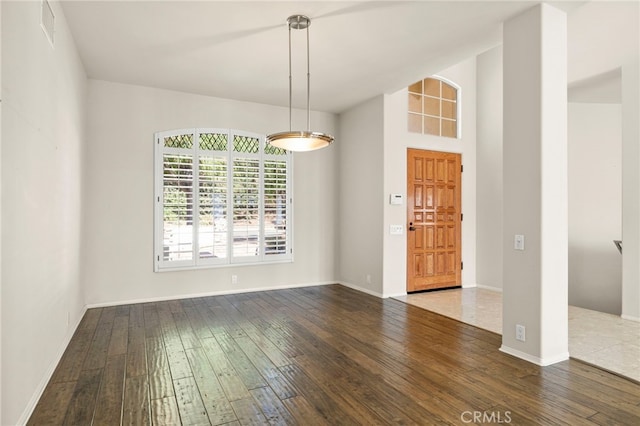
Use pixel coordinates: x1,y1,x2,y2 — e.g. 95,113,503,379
266,15,334,152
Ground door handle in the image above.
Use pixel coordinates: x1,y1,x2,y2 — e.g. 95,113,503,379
409,222,416,231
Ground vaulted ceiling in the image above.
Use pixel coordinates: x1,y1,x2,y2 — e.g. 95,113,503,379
61,1,634,113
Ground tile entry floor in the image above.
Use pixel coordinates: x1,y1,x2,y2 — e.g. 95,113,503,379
395,287,640,383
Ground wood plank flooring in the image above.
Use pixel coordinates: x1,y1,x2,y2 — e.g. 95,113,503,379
28,284,640,425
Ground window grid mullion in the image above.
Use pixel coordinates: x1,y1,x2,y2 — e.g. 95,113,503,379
155,136,163,269
259,137,265,262
193,129,201,264
439,81,443,137
226,131,234,263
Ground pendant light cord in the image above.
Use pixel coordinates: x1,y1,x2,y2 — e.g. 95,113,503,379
266,15,334,151
306,21,310,132
287,15,312,133
288,22,292,132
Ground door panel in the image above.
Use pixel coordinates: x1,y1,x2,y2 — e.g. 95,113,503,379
407,149,461,292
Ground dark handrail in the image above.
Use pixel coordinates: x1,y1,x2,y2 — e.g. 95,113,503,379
614,240,622,254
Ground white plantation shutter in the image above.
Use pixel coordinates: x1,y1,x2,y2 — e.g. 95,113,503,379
197,131,229,265
162,154,194,264
154,129,292,271
263,159,289,257
232,158,261,260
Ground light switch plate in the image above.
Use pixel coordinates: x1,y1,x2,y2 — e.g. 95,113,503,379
389,194,403,205
390,225,404,235
514,234,525,250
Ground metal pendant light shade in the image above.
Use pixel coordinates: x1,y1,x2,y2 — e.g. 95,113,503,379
266,130,333,152
266,15,334,152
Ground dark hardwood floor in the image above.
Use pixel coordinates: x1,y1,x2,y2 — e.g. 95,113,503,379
28,284,640,425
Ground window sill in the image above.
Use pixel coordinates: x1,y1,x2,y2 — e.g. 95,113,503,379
155,258,294,273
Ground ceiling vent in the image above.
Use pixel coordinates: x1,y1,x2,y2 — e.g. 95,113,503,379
40,0,55,46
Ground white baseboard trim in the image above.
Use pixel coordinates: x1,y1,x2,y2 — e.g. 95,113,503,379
457,283,503,293
337,281,384,298
86,281,336,309
17,305,88,426
384,292,408,298
323,282,405,299
621,314,640,322
499,345,569,366
475,284,503,293
337,282,407,299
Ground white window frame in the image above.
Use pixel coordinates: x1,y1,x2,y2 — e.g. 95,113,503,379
407,75,462,139
154,128,293,272
433,74,462,139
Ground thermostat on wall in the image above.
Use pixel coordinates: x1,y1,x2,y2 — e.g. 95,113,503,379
389,194,403,205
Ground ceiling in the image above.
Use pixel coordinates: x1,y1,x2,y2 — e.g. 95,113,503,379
61,1,589,114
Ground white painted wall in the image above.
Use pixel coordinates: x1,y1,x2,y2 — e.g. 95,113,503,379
476,45,503,291
1,2,87,424
568,103,622,315
621,57,640,321
337,96,384,296
567,0,639,320
476,0,639,315
83,80,337,305
0,2,3,422
383,58,477,297
502,4,568,365
568,1,639,86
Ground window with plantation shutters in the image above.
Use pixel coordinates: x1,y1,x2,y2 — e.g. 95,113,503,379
154,129,292,271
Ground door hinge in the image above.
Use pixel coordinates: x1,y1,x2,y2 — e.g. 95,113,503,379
461,164,464,173
461,262,464,270
157,255,160,261
461,213,463,221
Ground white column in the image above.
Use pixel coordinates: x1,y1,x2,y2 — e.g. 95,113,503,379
622,57,640,321
501,4,569,365
0,1,3,421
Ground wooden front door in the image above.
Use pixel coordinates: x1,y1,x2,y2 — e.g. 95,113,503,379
407,149,461,292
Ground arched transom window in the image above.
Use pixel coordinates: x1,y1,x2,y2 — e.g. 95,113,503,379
408,77,458,138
